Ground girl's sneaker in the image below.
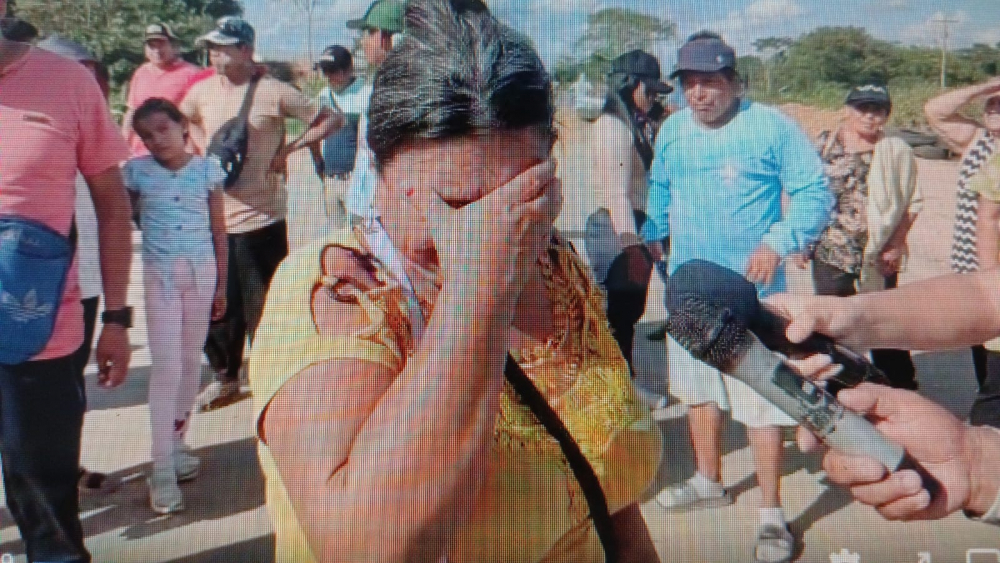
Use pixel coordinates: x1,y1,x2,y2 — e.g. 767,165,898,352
148,462,184,514
174,445,201,482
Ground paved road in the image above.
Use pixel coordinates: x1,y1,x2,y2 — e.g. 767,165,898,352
1,150,998,562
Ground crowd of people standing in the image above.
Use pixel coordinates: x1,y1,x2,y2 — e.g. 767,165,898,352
3,0,1000,562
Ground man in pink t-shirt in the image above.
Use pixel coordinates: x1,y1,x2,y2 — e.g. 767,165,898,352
121,23,202,155
0,5,133,559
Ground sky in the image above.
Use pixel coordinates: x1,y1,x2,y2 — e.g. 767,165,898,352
244,0,1000,70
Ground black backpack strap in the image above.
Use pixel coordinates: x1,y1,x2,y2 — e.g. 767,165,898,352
503,354,618,562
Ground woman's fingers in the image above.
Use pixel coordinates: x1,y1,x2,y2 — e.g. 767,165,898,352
481,158,558,211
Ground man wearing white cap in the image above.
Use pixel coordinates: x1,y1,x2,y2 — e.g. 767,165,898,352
181,17,342,410
122,22,202,156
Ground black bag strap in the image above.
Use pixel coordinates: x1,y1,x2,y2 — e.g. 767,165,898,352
236,76,260,126
503,354,619,562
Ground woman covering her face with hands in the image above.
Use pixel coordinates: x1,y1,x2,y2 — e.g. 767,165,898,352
248,1,662,561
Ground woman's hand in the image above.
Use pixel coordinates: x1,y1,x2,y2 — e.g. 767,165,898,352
211,289,227,321
418,159,562,311
877,241,906,276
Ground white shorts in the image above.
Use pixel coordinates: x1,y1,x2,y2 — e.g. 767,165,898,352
667,336,796,428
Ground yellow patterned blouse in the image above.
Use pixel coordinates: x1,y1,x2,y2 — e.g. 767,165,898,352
249,227,662,563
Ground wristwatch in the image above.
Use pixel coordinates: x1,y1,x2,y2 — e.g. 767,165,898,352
101,307,133,329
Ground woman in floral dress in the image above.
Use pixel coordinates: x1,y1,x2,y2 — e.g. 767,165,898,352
807,80,923,389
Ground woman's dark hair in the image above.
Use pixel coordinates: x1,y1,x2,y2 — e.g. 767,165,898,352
366,0,555,168
602,72,655,170
133,97,186,128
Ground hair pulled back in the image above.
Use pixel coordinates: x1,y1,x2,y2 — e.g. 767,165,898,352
366,0,555,169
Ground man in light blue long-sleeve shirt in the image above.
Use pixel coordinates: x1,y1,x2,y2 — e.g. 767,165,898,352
645,32,832,563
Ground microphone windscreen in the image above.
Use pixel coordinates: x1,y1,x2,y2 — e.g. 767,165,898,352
667,260,760,326
665,294,749,372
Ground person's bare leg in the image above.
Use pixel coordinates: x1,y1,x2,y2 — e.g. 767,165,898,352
749,425,793,562
688,402,723,481
748,425,783,508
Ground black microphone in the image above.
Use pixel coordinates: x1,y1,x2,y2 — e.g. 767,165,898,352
665,285,940,499
667,259,890,392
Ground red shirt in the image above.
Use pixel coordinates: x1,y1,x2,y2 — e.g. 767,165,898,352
125,60,202,155
0,47,130,359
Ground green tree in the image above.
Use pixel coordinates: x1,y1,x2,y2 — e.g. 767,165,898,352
556,8,675,85
12,0,242,89
752,36,792,94
779,27,895,90
268,0,333,64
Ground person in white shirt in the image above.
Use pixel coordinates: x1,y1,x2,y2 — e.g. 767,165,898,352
310,45,370,227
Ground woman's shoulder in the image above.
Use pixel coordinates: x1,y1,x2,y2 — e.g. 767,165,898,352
263,228,412,360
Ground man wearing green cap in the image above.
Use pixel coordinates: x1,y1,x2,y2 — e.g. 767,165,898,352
342,0,404,219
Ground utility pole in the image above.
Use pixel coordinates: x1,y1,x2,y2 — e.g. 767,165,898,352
932,16,960,89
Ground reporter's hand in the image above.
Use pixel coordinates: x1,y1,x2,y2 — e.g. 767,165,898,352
797,383,975,521
763,292,868,352
746,244,781,285
95,325,131,388
417,159,562,311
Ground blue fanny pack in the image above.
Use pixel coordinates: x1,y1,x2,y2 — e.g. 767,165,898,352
0,216,75,364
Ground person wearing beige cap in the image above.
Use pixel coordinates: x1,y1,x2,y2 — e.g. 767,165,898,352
122,22,203,155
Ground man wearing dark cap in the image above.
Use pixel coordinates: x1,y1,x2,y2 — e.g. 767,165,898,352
342,0,404,219
122,22,202,155
643,31,831,563
585,49,671,408
311,45,367,227
181,17,342,410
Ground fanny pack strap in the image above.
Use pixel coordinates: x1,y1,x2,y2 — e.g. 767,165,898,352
503,354,618,562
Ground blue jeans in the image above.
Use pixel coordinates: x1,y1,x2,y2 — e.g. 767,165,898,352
0,354,89,563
